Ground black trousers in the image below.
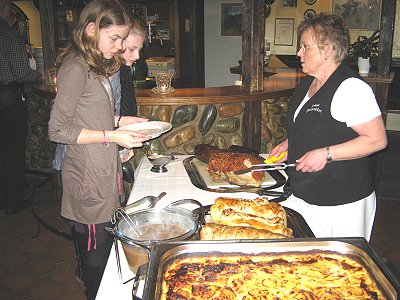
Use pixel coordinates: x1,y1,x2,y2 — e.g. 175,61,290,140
71,221,114,300
0,83,27,210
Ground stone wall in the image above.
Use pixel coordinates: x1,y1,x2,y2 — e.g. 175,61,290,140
134,95,290,157
25,87,55,171
26,91,291,173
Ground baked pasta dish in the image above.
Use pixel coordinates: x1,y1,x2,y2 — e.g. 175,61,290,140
200,197,293,240
160,251,386,300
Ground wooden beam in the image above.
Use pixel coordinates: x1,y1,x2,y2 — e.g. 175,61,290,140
370,0,396,192
38,0,56,69
242,0,265,151
242,0,264,92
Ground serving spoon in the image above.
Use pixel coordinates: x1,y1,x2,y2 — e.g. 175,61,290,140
124,192,167,214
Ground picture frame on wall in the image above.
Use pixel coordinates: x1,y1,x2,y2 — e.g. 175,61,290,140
305,0,317,5
221,3,243,36
304,8,316,19
282,0,297,8
274,18,294,46
333,0,381,30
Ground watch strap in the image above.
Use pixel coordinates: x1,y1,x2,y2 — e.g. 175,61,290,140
326,146,333,163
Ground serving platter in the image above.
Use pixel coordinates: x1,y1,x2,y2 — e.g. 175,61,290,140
143,238,400,300
194,204,315,239
117,121,172,139
183,156,287,195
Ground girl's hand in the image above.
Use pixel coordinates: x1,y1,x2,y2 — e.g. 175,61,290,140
117,116,148,128
110,130,151,148
120,148,134,163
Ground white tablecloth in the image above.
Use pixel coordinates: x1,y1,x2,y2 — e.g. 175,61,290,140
96,155,284,299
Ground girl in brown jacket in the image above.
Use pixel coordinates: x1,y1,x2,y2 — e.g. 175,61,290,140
48,1,150,299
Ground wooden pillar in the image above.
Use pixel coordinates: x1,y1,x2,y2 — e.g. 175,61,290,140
242,0,265,151
371,0,396,191
38,0,57,69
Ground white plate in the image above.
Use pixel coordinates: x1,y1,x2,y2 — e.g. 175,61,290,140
117,121,172,138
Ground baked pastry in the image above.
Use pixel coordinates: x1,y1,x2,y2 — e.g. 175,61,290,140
200,223,287,240
210,197,287,225
160,251,386,300
202,197,293,239
216,208,292,237
207,152,265,187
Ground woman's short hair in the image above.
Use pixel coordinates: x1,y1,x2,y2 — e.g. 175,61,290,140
298,13,349,63
57,0,131,77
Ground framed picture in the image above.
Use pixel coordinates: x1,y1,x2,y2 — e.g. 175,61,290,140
333,0,381,30
305,0,317,5
221,3,243,36
274,18,294,46
282,0,297,8
304,9,316,19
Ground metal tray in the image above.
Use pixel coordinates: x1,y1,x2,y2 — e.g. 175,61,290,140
194,204,315,239
183,156,286,195
143,238,400,300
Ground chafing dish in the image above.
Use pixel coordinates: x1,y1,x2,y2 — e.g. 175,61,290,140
142,238,400,300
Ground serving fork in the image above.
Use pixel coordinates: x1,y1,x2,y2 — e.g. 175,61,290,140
233,162,297,175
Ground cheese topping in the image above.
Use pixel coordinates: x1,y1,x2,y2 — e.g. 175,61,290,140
160,251,385,300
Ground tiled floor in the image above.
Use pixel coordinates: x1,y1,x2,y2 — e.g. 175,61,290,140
0,131,399,300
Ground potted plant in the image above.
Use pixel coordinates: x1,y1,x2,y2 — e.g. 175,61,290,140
349,30,380,76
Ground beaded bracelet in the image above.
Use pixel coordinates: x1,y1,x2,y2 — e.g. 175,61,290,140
102,130,110,147
102,130,107,145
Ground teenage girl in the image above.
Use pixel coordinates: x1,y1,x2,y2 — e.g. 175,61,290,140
48,1,150,299
111,16,148,163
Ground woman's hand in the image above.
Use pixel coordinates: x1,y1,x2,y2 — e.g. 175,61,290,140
116,116,148,128
110,130,151,149
268,139,288,162
295,148,327,173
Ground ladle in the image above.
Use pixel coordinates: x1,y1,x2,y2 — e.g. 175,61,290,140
109,192,168,236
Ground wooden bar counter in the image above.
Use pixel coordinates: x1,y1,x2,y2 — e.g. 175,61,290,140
29,68,306,173
133,67,305,155
136,67,304,105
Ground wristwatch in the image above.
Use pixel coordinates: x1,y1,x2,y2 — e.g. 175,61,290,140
326,146,333,163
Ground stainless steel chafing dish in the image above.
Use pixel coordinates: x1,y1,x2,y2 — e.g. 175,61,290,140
142,238,400,300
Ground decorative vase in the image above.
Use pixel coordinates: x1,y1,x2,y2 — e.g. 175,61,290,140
357,57,370,77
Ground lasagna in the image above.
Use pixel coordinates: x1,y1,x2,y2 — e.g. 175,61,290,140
160,251,386,300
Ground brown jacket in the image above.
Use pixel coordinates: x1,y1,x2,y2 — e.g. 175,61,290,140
48,53,122,224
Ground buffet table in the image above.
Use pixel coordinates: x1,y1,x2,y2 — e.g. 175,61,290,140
96,155,400,299
96,155,285,299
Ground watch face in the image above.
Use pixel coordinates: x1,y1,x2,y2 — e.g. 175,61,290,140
305,0,317,5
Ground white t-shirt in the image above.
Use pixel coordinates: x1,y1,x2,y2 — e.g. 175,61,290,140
294,77,382,126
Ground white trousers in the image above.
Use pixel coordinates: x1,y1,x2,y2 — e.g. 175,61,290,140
280,192,376,241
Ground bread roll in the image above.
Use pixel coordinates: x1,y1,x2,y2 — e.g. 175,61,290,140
210,197,287,225
200,223,287,240
217,209,293,237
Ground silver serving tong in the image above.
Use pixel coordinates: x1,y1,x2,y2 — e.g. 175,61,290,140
233,162,297,175
111,208,143,236
110,192,167,236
